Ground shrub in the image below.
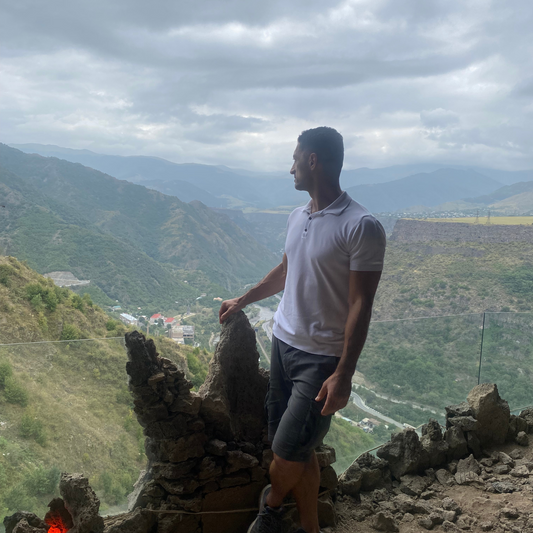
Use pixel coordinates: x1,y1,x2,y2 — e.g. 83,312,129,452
19,413,47,446
60,324,81,341
25,283,58,312
0,361,13,388
4,377,29,407
82,293,93,307
24,466,59,495
106,320,117,331
71,294,85,312
0,264,15,286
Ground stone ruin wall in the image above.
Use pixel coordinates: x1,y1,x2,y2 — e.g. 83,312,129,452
391,219,533,244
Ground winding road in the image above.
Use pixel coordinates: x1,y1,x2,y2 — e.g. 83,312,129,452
350,391,404,429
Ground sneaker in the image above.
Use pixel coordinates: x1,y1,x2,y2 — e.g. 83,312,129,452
247,484,284,533
258,484,271,513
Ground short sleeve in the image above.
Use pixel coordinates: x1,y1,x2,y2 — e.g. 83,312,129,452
348,216,386,271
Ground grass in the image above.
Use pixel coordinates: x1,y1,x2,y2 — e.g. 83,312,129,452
424,216,533,225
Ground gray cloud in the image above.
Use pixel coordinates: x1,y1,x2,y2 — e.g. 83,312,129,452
1,0,532,170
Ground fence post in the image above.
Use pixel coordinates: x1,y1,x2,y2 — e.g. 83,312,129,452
477,312,486,385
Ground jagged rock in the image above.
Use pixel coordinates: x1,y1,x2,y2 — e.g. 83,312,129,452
510,465,530,478
356,452,391,491
151,460,197,480
11,521,48,533
317,493,337,528
444,427,468,460
377,430,428,479
435,469,456,487
316,444,336,467
508,449,522,460
199,312,268,441
515,431,529,446
399,475,432,497
320,465,339,490
449,416,478,432
492,481,517,493
421,419,449,468
128,470,153,511
225,450,259,474
442,520,460,532
519,408,533,433
169,392,201,416
466,431,482,458
441,497,461,513
447,460,458,474
508,415,529,441
205,439,227,456
418,516,435,530
454,470,482,485
467,383,510,445
103,508,157,533
498,451,515,467
161,433,207,462
445,402,473,428
4,513,49,533
45,499,73,531
338,462,363,496
456,454,481,475
501,507,520,519
494,464,511,475
198,457,223,479
371,512,399,532
59,473,104,533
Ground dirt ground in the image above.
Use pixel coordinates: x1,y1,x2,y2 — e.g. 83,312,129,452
330,439,533,533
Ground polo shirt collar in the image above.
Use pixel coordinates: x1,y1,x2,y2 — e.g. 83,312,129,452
303,191,351,216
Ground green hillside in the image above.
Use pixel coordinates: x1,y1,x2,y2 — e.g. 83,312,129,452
0,145,278,307
0,255,207,522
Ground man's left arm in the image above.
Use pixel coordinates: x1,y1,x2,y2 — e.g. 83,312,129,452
315,270,382,415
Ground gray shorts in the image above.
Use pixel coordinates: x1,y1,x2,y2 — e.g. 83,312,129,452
266,336,339,462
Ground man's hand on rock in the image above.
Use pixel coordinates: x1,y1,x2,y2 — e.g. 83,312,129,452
315,372,352,416
219,298,244,323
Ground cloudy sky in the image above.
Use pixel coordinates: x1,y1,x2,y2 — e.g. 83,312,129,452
1,0,532,171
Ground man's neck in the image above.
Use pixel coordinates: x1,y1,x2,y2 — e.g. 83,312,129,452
308,185,343,213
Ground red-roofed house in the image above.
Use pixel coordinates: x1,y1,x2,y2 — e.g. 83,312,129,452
150,313,163,324
164,317,176,326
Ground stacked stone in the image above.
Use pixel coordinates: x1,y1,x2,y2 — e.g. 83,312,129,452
125,312,337,533
339,383,533,498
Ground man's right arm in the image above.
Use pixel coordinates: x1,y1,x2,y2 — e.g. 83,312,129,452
219,253,287,323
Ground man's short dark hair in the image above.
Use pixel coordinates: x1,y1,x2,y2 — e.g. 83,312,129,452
298,127,344,179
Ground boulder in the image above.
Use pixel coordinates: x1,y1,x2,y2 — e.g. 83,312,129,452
444,427,468,460
338,462,363,496
519,408,533,433
372,512,399,532
515,431,529,447
445,402,473,428
399,475,432,497
467,384,510,445
11,521,48,533
420,420,449,468
4,513,49,533
507,415,529,441
456,454,481,476
377,430,428,479
356,452,391,491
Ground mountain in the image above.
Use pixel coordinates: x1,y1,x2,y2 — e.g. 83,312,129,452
0,145,278,306
13,144,532,211
490,190,533,214
346,168,503,213
466,180,533,205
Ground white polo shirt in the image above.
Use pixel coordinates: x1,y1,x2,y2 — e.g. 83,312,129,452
272,192,386,357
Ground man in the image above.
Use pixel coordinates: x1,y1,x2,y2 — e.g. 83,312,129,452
219,127,386,533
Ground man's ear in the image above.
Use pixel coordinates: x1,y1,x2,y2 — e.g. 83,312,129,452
309,152,317,170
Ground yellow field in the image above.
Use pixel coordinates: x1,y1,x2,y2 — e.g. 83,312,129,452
424,216,533,225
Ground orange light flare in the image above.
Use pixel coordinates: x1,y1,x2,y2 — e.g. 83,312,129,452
45,514,69,533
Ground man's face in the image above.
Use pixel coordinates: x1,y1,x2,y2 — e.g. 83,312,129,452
290,143,312,191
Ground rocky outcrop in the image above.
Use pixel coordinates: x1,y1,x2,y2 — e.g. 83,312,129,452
123,312,337,533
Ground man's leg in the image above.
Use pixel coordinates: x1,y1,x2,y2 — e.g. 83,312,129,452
266,451,321,533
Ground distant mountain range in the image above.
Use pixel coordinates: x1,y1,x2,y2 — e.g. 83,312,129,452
0,144,278,309
11,143,533,213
